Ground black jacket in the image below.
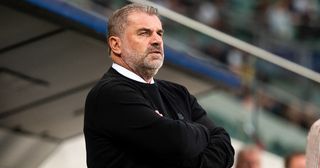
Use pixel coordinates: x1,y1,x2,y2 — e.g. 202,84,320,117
84,68,234,168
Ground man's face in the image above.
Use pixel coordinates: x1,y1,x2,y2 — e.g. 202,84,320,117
120,11,164,76
289,155,306,168
242,150,261,168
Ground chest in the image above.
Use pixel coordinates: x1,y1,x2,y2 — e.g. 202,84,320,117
142,87,192,121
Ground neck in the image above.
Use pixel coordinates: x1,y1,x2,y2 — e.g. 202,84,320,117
137,68,157,83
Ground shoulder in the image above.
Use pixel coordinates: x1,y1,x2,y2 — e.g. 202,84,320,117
87,70,140,100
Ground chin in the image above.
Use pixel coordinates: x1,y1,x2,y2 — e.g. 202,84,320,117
151,63,163,70
145,60,163,69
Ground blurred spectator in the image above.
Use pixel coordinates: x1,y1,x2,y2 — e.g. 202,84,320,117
196,1,220,28
266,0,295,39
226,48,244,75
254,0,270,30
285,152,306,168
195,0,228,31
235,145,262,168
292,0,309,14
238,86,255,112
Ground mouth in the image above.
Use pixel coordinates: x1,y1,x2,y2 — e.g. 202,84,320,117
149,50,162,54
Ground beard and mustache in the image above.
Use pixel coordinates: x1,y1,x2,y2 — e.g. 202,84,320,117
122,45,164,80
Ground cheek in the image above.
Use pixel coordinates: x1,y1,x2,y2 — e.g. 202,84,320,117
123,35,150,54
136,41,148,51
127,41,146,52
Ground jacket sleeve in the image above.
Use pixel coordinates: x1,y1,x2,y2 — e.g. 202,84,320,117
189,94,235,168
196,115,235,168
93,83,210,160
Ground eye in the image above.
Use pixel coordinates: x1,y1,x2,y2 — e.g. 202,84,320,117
158,31,163,37
138,30,150,36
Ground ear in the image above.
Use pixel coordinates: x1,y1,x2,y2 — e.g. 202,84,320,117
108,36,121,55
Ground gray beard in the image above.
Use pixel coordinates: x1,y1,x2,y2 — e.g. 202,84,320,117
122,51,163,81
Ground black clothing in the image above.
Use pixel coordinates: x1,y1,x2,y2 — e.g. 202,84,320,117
84,68,234,168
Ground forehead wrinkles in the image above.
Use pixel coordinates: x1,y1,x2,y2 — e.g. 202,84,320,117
126,12,162,30
126,12,146,26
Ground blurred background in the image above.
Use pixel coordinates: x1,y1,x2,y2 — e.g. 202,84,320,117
0,0,319,167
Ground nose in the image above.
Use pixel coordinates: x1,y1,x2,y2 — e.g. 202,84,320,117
150,32,162,47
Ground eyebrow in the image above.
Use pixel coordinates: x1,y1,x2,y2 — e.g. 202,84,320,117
137,28,164,33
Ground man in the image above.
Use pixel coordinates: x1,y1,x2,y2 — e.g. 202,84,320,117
84,3,234,168
285,152,306,168
235,145,261,168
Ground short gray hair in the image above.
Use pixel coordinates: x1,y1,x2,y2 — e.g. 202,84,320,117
107,3,159,39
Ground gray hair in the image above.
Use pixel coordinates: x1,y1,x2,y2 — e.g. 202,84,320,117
107,3,159,39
